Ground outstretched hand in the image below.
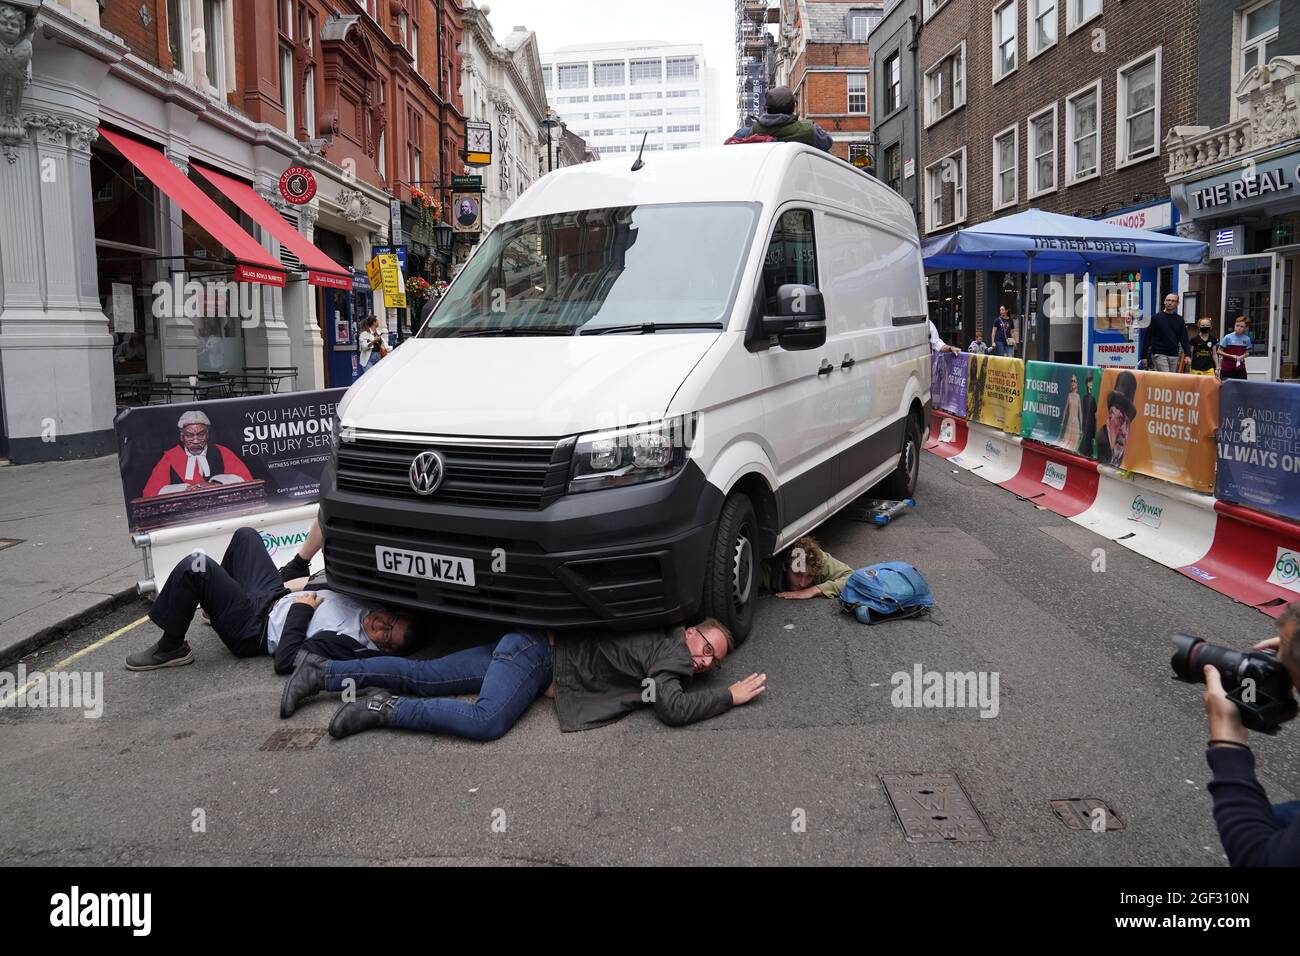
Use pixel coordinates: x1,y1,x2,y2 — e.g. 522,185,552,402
1203,665,1249,746
730,673,767,706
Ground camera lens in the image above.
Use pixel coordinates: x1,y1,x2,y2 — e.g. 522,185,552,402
1171,634,1249,688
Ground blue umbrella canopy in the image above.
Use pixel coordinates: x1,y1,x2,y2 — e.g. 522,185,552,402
921,208,1206,274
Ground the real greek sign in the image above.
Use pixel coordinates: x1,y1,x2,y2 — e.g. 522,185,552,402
1183,151,1300,218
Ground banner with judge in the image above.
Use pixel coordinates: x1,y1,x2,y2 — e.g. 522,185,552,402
114,389,346,533
1216,380,1300,522
931,350,969,417
966,354,1024,435
1020,362,1102,459
1093,368,1218,492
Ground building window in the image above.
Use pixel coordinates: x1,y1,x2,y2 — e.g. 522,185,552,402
1028,104,1057,196
630,58,663,85
279,45,294,135
993,0,1017,82
924,42,965,126
203,0,227,92
666,124,700,133
542,65,552,90
167,0,191,77
924,148,966,232
666,56,699,82
923,0,951,20
883,52,901,115
1029,0,1057,57
594,60,626,87
1067,0,1101,32
410,21,419,62
1240,0,1280,77
631,108,663,117
304,67,315,137
558,63,589,89
993,125,1019,209
848,74,867,114
1116,48,1160,166
666,106,701,116
848,8,877,39
1066,81,1101,182
377,129,386,176
666,89,696,98
884,142,902,193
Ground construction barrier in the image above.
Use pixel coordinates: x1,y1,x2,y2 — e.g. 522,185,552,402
1178,501,1300,618
1000,437,1100,518
950,422,1023,484
926,410,969,459
1068,468,1218,569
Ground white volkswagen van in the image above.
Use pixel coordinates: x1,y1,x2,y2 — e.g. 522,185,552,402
320,143,929,643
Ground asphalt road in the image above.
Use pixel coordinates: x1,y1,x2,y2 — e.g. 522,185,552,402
0,452,1289,866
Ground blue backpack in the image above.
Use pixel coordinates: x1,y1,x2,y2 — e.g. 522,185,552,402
839,562,934,624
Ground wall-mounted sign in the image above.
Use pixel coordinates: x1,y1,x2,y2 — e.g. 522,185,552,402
389,198,403,245
366,253,407,309
903,157,915,179
452,175,483,191
466,122,493,166
278,166,317,205
371,245,407,272
1099,201,1173,232
1180,149,1300,220
452,192,482,234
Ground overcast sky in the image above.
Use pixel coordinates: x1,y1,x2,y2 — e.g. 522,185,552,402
474,0,737,128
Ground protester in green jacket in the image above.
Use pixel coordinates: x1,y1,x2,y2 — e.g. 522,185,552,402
760,535,854,600
729,86,833,152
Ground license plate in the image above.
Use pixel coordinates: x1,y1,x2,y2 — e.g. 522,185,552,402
374,545,476,588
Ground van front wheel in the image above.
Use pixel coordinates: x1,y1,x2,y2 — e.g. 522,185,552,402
876,414,922,500
701,493,757,647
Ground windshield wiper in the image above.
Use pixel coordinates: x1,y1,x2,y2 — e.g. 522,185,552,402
578,321,724,336
449,325,577,337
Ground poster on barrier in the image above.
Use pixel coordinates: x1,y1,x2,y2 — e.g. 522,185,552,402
966,354,1024,434
1216,380,1300,522
931,350,969,417
114,388,346,533
1021,362,1102,459
1094,368,1218,492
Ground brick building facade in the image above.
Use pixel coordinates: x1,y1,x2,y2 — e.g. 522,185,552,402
917,0,1199,361
773,0,883,166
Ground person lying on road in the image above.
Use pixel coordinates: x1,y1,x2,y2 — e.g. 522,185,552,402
280,618,767,741
127,527,416,674
760,535,853,600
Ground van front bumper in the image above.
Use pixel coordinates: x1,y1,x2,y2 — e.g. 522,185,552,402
319,459,722,630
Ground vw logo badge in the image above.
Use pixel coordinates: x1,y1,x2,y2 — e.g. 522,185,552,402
409,450,445,496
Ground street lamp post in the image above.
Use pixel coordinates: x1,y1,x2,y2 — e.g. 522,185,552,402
542,109,561,172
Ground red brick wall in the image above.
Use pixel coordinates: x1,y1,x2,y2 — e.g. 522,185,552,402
102,0,166,70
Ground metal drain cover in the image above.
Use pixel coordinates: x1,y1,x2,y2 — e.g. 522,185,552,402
1050,797,1125,831
880,772,993,843
259,728,326,751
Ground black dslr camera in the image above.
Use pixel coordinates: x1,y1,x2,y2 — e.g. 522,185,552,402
1171,634,1299,734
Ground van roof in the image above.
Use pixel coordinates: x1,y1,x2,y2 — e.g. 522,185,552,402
502,142,905,225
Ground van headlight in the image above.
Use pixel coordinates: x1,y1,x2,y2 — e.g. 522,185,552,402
568,414,695,493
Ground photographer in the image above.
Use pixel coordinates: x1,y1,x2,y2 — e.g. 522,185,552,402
1204,603,1300,866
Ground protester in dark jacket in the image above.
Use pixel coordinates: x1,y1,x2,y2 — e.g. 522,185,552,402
280,620,768,738
1204,603,1300,865
729,86,832,152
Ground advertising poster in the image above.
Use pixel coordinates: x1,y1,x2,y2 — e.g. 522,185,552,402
966,354,1024,435
1021,362,1102,459
114,389,346,533
930,350,969,417
1094,368,1219,492
1216,380,1300,522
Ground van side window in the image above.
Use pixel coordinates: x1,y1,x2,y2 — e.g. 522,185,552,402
761,209,817,314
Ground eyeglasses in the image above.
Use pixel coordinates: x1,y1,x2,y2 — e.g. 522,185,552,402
693,627,721,670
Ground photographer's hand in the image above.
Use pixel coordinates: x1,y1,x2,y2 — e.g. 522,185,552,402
1253,636,1281,653
1204,665,1249,747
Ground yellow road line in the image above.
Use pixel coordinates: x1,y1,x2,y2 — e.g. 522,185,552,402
0,614,150,708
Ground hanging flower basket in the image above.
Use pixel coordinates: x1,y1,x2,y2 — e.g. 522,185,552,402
410,186,442,235
406,276,432,302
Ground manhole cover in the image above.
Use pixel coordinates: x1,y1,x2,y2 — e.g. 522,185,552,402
1050,797,1125,831
880,772,993,843
0,538,24,552
259,728,326,751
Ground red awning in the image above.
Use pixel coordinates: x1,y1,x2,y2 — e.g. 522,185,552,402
98,127,287,287
191,163,355,290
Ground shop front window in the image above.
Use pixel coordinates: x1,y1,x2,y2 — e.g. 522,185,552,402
1224,255,1273,358
926,271,968,345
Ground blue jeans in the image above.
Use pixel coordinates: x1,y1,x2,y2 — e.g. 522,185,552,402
1274,800,1300,827
324,630,553,741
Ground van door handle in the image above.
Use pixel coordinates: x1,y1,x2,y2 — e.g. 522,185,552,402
840,355,856,369
817,360,834,376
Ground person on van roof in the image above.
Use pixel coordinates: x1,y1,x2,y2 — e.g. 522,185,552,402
729,86,833,152
280,620,768,739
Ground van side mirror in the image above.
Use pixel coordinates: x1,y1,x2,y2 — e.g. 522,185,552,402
763,284,827,351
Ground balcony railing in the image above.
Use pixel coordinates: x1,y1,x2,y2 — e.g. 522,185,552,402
1165,120,1252,179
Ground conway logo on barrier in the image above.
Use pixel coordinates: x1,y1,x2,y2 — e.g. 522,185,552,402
1268,548,1300,594
1129,495,1164,529
940,418,956,443
260,531,310,553
983,439,1001,460
1042,461,1068,490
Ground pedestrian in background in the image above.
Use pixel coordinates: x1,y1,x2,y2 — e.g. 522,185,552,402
1188,319,1220,377
1219,316,1252,381
1142,293,1191,373
992,306,1014,357
967,329,990,354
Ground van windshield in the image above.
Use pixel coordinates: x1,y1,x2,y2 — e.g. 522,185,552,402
417,203,758,338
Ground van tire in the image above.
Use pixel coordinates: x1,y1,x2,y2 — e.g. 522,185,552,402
702,493,757,647
875,415,921,500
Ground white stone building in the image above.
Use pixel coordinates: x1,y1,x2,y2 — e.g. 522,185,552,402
458,4,549,236
540,41,723,161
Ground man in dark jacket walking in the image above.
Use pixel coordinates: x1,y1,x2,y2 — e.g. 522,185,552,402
1142,294,1192,373
730,86,833,152
280,620,767,738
